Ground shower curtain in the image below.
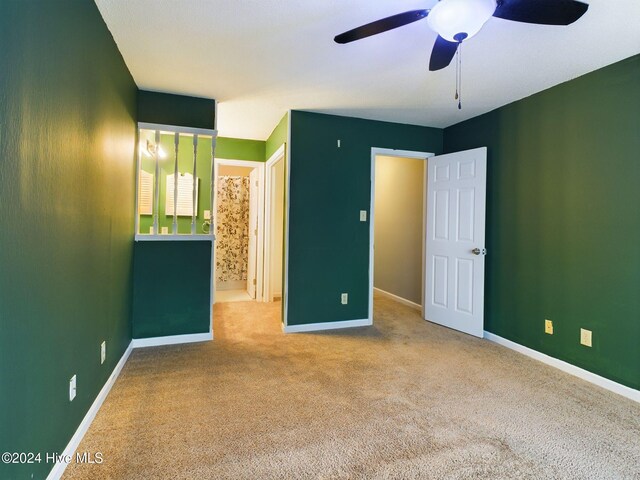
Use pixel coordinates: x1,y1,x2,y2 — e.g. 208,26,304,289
216,175,250,288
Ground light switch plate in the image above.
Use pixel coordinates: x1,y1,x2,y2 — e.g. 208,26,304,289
544,319,553,335
580,328,592,347
341,293,348,305
360,210,367,222
69,375,77,401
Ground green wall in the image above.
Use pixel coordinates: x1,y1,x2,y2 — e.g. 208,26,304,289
444,55,640,390
287,111,443,326
132,241,212,338
217,137,266,161
266,112,289,159
138,90,215,129
0,1,137,479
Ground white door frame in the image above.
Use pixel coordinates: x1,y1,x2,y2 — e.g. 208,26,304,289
213,158,265,302
369,148,435,323
263,144,286,302
282,112,292,329
247,168,260,298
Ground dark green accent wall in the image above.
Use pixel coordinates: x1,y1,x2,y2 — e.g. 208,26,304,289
265,112,289,159
217,137,266,162
444,55,640,390
132,241,212,338
287,111,443,326
138,90,215,130
0,1,137,479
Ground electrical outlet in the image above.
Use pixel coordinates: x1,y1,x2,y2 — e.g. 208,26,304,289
360,210,367,222
580,328,592,347
204,210,211,220
69,375,77,401
101,341,106,364
161,226,169,234
341,293,348,305
545,319,554,335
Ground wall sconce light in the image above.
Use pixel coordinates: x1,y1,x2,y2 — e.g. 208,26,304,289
143,139,167,159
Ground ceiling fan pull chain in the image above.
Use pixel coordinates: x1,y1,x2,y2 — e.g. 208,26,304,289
455,48,459,101
453,51,458,100
458,42,462,110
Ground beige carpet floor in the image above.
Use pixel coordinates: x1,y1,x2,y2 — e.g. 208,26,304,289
64,296,640,479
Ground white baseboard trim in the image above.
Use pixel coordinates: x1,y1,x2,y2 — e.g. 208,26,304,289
484,332,640,404
131,331,213,348
46,342,133,480
47,330,215,479
283,318,372,333
373,287,421,311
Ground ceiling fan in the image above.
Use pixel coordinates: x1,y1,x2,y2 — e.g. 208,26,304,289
334,0,589,72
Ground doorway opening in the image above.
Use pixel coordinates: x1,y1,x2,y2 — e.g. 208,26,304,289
212,150,287,309
213,159,264,304
370,147,488,338
369,149,432,322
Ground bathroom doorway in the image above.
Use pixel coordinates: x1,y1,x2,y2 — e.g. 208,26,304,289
213,159,264,303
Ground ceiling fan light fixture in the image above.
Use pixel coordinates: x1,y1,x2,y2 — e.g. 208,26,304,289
427,0,497,43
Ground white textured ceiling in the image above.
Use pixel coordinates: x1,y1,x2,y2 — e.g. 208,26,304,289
96,0,640,140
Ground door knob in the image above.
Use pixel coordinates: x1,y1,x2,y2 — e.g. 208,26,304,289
472,248,487,256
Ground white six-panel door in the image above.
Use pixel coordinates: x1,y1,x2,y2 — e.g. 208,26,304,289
425,147,487,337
